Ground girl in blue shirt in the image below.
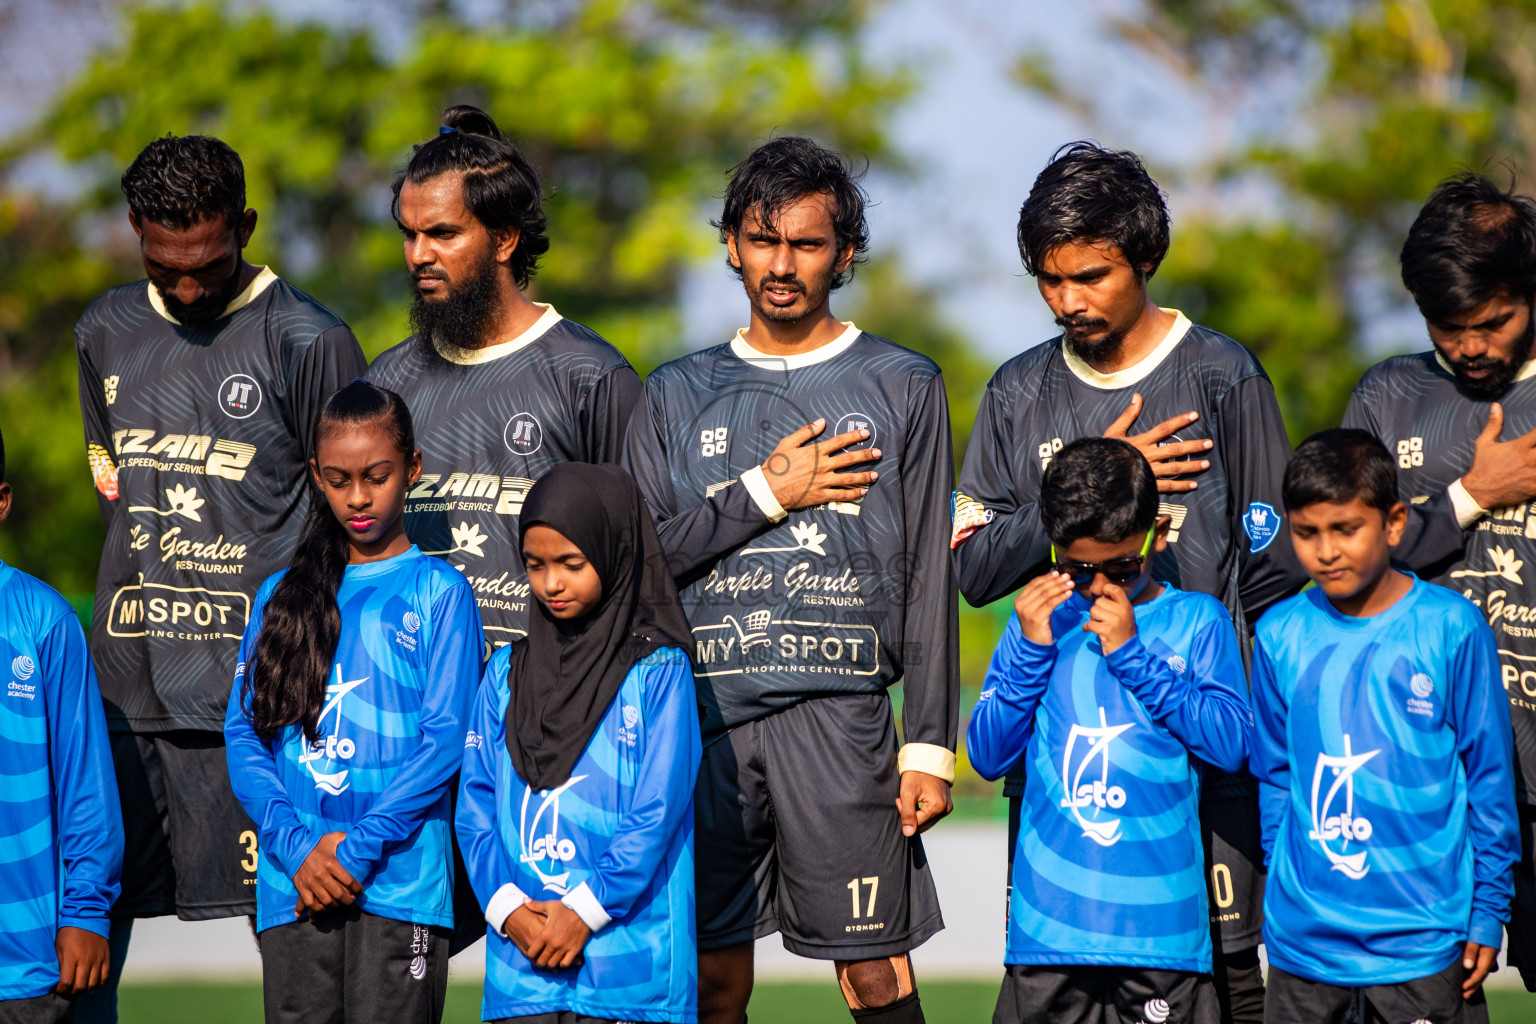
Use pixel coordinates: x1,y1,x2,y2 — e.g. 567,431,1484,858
225,380,482,1024
457,462,700,1024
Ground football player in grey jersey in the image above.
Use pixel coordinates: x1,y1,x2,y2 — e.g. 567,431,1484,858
625,138,957,1024
951,143,1308,1024
74,135,367,1022
368,105,641,653
1344,172,1536,992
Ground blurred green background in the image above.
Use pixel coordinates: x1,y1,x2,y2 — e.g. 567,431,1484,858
1,0,1533,807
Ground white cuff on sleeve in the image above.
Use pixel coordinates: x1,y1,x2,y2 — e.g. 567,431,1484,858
1449,478,1490,529
897,743,956,784
561,881,612,933
739,465,788,523
485,882,529,936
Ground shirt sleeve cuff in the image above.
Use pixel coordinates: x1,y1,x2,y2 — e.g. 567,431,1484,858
485,882,530,935
561,881,612,933
1449,478,1490,529
58,915,111,939
739,465,788,523
1468,912,1504,951
897,742,956,784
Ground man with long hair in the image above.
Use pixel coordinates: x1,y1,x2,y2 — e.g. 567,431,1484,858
74,133,366,1020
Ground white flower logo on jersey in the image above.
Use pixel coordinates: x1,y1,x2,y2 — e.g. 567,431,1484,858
1143,998,1171,1024
11,656,34,681
1060,707,1134,846
423,521,489,560
1308,734,1379,879
519,775,588,894
741,520,829,557
1451,545,1524,585
298,666,366,795
129,484,206,523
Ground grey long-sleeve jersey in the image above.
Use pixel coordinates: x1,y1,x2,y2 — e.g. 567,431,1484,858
622,325,959,773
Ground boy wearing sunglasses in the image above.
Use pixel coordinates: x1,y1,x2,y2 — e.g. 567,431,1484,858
969,437,1251,1024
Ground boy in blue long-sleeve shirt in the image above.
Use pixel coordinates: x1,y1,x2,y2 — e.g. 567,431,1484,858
1251,428,1518,1024
0,431,123,1021
968,437,1250,1024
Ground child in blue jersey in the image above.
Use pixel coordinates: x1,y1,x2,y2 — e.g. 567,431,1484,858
967,437,1250,1024
1252,429,1518,1024
224,381,483,1024
0,430,122,1022
457,462,700,1024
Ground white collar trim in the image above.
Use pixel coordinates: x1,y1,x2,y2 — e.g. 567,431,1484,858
1061,308,1192,388
729,321,862,369
433,303,563,365
1433,349,1536,383
147,265,279,325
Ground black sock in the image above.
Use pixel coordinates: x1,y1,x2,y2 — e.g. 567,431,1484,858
850,992,924,1024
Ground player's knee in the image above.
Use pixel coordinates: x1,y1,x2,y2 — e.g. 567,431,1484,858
836,956,923,1021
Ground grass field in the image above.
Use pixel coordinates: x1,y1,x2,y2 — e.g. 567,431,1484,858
117,980,1536,1022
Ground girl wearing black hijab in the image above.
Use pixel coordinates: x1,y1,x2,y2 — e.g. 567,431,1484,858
456,463,701,1024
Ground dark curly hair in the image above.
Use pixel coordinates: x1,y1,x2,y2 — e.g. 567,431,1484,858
1016,141,1170,280
713,136,870,289
120,135,247,230
392,105,550,289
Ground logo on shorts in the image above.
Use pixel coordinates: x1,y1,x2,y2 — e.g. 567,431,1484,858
1142,999,1171,1024
1243,502,1280,552
409,925,429,980
504,412,543,456
464,729,483,750
11,655,34,681
1060,707,1133,846
298,666,366,795
218,374,262,419
1308,733,1378,879
519,774,587,893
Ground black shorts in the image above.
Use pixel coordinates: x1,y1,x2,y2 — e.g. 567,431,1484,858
1005,780,1265,954
258,907,450,1024
0,992,73,1024
1265,960,1488,1024
1198,782,1265,953
695,693,944,960
110,729,258,920
992,964,1220,1024
1502,803,1536,990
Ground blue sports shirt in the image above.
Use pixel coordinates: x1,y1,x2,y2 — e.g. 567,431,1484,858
967,586,1250,972
0,561,122,999
225,546,483,932
457,644,700,1024
1251,576,1518,984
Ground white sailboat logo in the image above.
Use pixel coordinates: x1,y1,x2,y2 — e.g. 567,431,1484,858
1059,707,1133,846
1308,733,1379,880
299,665,366,795
518,775,588,894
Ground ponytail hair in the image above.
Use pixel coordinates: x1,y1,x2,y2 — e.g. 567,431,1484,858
244,380,416,741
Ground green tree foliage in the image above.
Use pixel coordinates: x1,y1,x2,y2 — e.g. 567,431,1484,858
1014,0,1536,441
0,0,926,591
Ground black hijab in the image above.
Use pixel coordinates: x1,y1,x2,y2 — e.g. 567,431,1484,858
505,462,692,790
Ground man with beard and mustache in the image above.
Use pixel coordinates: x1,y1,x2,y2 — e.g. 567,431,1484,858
623,137,958,1024
1343,172,1536,993
950,142,1306,1024
367,105,641,653
73,134,366,1022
